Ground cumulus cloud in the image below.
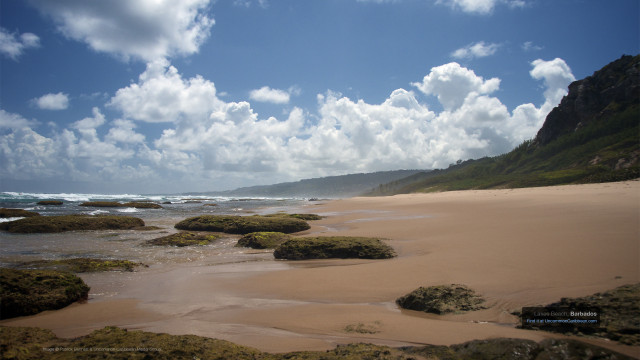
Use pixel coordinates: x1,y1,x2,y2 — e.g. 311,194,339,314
411,62,501,111
27,0,214,62
436,0,526,14
0,27,40,60
0,109,37,129
0,58,574,192
249,86,292,104
32,92,69,110
451,41,500,60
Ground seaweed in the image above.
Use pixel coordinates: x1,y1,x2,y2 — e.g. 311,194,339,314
0,215,145,233
236,232,292,249
0,268,90,319
15,258,145,273
0,208,40,218
145,232,220,247
273,236,396,260
174,215,310,234
396,284,487,314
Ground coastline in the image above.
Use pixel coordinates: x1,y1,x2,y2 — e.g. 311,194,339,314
2,181,639,357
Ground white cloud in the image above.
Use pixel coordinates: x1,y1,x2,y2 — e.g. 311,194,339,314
0,109,37,129
108,58,223,123
436,0,526,14
411,62,501,111
32,92,69,110
0,27,40,60
522,41,543,52
27,0,214,62
0,59,573,192
249,86,291,104
451,41,500,60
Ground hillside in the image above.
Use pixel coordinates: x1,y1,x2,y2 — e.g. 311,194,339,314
192,170,425,198
367,54,639,195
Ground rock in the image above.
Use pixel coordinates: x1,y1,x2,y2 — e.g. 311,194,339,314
174,215,310,234
273,236,396,260
521,283,640,345
79,201,162,209
145,232,220,247
236,232,292,249
0,208,40,218
36,200,63,206
0,215,145,233
396,284,486,314
0,267,90,319
15,258,145,272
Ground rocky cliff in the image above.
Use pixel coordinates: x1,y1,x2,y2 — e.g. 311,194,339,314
535,55,639,145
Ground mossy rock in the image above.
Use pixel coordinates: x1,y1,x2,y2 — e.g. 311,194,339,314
521,283,640,345
15,258,145,273
36,200,63,206
236,232,292,249
0,215,145,233
396,284,487,314
273,236,396,260
264,213,323,220
174,215,310,234
122,202,163,209
79,201,122,207
0,208,40,218
145,232,220,247
1,326,634,360
0,268,90,319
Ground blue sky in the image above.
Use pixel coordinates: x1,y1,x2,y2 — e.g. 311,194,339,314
0,0,638,194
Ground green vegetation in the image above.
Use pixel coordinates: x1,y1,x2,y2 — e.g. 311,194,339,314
264,213,323,220
0,268,90,319
273,236,396,260
396,284,487,314
0,215,145,233
0,326,633,359
343,321,382,334
174,215,310,234
79,201,162,209
367,55,639,195
520,283,640,345
36,201,63,206
15,258,145,273
145,232,220,247
236,232,292,249
0,208,40,218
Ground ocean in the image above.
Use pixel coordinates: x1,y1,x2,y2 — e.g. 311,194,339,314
0,192,311,270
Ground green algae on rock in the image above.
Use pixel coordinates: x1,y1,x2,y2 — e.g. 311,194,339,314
36,200,63,206
396,284,487,314
264,213,324,220
0,268,90,319
0,208,40,218
520,283,640,345
236,232,292,249
1,326,634,360
273,236,396,260
15,258,145,273
145,232,220,247
79,201,163,209
0,215,145,233
174,215,310,234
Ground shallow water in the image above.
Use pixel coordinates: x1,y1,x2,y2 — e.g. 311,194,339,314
0,192,311,269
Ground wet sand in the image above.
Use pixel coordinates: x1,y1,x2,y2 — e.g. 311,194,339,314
2,181,639,356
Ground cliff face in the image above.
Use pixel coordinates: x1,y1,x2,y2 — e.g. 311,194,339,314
535,55,640,145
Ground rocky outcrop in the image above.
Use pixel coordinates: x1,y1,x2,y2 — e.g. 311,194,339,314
0,208,40,218
146,232,220,247
174,215,310,234
535,55,640,145
396,284,486,314
0,268,90,319
273,236,396,260
0,215,145,233
236,232,292,249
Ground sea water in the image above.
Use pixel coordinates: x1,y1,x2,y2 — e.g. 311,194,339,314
0,192,310,269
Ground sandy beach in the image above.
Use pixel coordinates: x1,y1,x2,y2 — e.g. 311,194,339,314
2,181,639,357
